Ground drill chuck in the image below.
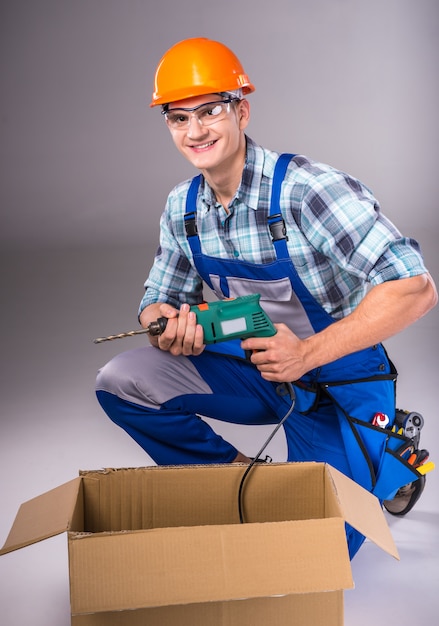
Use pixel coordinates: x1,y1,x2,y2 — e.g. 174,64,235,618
146,317,168,336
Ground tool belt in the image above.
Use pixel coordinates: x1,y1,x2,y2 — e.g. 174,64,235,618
292,358,431,501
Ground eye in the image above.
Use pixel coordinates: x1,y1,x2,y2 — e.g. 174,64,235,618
167,111,189,126
202,104,223,118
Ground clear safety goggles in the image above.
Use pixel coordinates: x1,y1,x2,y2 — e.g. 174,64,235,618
162,98,238,130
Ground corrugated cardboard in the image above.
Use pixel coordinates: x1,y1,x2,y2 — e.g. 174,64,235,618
0,462,398,625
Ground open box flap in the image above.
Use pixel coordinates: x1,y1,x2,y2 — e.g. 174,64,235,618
326,465,399,559
69,518,353,615
0,477,83,555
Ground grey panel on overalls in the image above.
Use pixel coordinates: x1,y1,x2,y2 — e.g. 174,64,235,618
96,346,213,409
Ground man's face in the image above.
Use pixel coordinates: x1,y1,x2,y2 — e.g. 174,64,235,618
164,94,250,172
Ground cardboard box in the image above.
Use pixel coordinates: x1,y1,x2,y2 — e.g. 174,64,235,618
0,462,398,625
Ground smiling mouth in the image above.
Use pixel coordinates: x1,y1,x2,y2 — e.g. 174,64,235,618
190,140,216,150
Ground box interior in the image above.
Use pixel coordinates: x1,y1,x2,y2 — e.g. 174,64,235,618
78,462,334,534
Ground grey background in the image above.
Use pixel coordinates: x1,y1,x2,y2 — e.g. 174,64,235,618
0,1,438,624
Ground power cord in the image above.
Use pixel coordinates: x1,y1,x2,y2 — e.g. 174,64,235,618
238,382,296,523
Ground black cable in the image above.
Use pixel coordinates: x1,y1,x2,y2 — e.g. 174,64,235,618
238,382,296,523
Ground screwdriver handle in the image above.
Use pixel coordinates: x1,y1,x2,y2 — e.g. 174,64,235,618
416,461,435,476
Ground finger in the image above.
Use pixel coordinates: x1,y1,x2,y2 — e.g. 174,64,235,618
250,348,273,366
159,302,179,319
158,316,179,350
174,304,191,344
241,337,268,351
192,324,206,355
181,311,199,355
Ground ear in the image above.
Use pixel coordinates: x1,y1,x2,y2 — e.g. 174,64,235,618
237,99,250,130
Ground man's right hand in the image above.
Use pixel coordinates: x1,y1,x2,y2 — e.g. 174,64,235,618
139,302,205,356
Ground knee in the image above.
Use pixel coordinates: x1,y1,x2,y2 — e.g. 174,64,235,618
96,350,143,398
96,353,122,390
95,347,161,409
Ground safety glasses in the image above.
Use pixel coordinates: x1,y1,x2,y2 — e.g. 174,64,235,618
162,98,238,130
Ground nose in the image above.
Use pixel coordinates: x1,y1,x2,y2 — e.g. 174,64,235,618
186,114,208,139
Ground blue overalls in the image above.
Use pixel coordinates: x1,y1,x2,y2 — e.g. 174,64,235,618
184,155,422,542
96,154,421,559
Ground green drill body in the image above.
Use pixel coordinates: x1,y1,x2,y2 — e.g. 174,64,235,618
94,294,276,344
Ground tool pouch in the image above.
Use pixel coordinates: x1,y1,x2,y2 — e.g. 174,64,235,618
323,375,421,501
292,342,424,501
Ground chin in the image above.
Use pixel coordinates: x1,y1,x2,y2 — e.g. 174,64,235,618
186,150,220,170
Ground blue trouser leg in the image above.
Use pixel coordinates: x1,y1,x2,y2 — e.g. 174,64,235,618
96,347,284,465
96,389,241,464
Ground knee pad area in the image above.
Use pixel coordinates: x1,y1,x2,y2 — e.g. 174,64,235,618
96,346,212,409
96,348,160,408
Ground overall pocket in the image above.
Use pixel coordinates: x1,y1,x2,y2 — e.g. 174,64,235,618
323,374,421,500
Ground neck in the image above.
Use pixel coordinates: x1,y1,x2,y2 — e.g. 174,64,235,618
202,140,246,210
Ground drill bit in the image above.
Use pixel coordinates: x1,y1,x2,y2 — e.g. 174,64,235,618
94,328,150,343
94,318,168,344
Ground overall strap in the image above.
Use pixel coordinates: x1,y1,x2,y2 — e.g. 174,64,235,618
185,154,296,258
184,175,202,255
268,153,335,332
267,153,295,260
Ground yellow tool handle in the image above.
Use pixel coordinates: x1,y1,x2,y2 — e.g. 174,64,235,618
417,461,435,475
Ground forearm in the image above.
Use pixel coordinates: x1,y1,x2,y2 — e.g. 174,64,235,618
244,273,437,382
301,273,437,371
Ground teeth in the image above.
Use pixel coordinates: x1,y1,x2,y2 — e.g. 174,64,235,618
194,141,214,149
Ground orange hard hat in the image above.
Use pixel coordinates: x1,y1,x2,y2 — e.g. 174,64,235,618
150,37,255,107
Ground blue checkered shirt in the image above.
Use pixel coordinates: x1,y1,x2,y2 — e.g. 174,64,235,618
140,136,426,318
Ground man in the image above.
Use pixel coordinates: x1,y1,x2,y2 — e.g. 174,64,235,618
96,38,437,558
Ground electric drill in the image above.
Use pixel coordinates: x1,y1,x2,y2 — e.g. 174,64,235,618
94,294,276,344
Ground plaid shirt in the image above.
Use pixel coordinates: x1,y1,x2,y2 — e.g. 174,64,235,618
140,136,426,318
